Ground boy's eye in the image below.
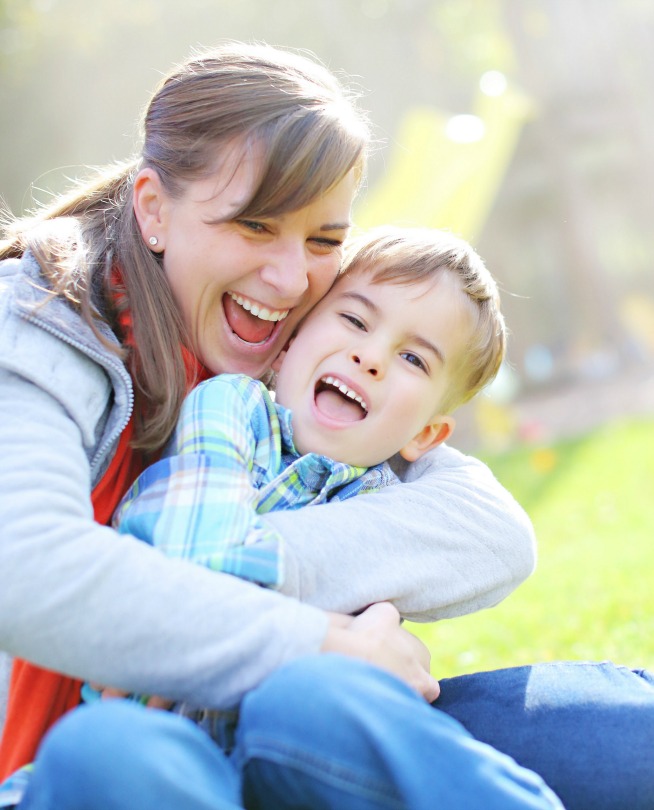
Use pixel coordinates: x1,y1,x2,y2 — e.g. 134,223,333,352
341,313,366,330
401,352,427,372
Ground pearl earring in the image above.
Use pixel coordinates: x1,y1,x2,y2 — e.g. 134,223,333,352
148,236,158,247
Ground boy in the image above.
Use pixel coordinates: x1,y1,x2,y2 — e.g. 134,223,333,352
114,225,506,589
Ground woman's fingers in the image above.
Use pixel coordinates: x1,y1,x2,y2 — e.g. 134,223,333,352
323,603,440,702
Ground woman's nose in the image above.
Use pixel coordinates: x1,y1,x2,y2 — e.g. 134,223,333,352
259,244,309,300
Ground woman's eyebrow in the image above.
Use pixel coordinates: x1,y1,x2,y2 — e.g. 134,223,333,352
321,221,352,231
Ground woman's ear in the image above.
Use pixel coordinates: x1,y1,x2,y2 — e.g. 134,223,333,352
399,416,455,462
133,168,168,252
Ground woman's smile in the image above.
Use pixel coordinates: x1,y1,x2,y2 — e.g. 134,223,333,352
223,292,290,345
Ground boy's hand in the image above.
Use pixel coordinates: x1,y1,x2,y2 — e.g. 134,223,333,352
142,695,173,709
88,683,173,710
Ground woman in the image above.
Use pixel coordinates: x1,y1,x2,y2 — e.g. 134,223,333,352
0,41,648,810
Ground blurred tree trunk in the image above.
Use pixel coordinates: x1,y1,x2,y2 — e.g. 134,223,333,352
503,0,641,370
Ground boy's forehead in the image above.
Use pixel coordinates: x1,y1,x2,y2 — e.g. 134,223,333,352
334,263,455,300
328,268,475,332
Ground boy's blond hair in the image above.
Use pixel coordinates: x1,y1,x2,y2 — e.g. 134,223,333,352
340,226,506,413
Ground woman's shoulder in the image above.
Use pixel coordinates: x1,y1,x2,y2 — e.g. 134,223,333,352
0,252,47,345
0,250,62,327
0,252,123,450
1,250,120,364
0,252,37,298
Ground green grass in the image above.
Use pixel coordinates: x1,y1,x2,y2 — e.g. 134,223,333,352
408,418,654,678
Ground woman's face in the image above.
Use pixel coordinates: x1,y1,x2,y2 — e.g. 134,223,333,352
150,152,358,379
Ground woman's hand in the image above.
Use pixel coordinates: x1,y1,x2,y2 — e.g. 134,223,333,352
321,601,440,702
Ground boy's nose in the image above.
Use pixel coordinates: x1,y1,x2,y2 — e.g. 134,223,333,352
351,351,382,378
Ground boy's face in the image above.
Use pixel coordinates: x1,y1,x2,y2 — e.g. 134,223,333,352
273,269,475,467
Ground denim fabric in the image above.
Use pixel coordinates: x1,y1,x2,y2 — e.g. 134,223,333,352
236,655,562,810
436,660,654,810
17,702,241,810
16,656,563,810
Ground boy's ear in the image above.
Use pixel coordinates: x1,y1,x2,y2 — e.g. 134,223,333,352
399,416,455,462
133,168,168,252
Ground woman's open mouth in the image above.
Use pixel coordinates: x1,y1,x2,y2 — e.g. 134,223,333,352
224,292,289,345
314,376,368,422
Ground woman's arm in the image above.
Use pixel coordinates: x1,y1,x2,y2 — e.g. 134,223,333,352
0,368,438,708
267,446,537,621
0,367,328,709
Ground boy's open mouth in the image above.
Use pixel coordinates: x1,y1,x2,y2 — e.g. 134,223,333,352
224,292,289,344
314,376,368,422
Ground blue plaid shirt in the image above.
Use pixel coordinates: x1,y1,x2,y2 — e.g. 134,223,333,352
114,373,398,588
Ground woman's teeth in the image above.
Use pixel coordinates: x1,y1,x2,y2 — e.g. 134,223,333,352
228,292,289,322
321,376,368,412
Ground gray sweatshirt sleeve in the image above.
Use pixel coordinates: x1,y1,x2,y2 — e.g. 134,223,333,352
0,367,328,710
268,446,537,622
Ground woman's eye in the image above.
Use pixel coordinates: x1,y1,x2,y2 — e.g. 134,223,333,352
237,219,267,234
401,352,427,372
310,237,344,252
341,313,366,330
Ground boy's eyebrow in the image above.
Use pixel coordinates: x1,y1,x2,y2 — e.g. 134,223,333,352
338,291,446,365
339,291,380,313
410,334,445,366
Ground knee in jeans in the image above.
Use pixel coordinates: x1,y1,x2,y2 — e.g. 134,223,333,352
37,700,157,772
240,654,394,734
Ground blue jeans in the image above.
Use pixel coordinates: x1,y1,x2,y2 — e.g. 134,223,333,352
436,660,654,810
17,656,652,809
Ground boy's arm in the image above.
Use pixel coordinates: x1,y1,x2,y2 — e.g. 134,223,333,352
116,376,284,587
267,443,536,621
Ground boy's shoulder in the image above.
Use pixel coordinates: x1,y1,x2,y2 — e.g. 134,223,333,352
174,372,282,462
192,372,271,405
183,373,277,432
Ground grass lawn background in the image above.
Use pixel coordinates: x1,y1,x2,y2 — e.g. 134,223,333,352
409,417,654,678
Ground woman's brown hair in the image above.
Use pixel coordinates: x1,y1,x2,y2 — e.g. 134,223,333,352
0,42,370,451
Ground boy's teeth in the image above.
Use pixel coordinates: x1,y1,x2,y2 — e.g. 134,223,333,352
321,376,368,411
228,292,288,322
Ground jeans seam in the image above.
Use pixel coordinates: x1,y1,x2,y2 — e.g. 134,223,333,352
242,734,405,810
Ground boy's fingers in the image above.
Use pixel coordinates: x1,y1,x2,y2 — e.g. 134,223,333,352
145,695,173,710
100,687,130,700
